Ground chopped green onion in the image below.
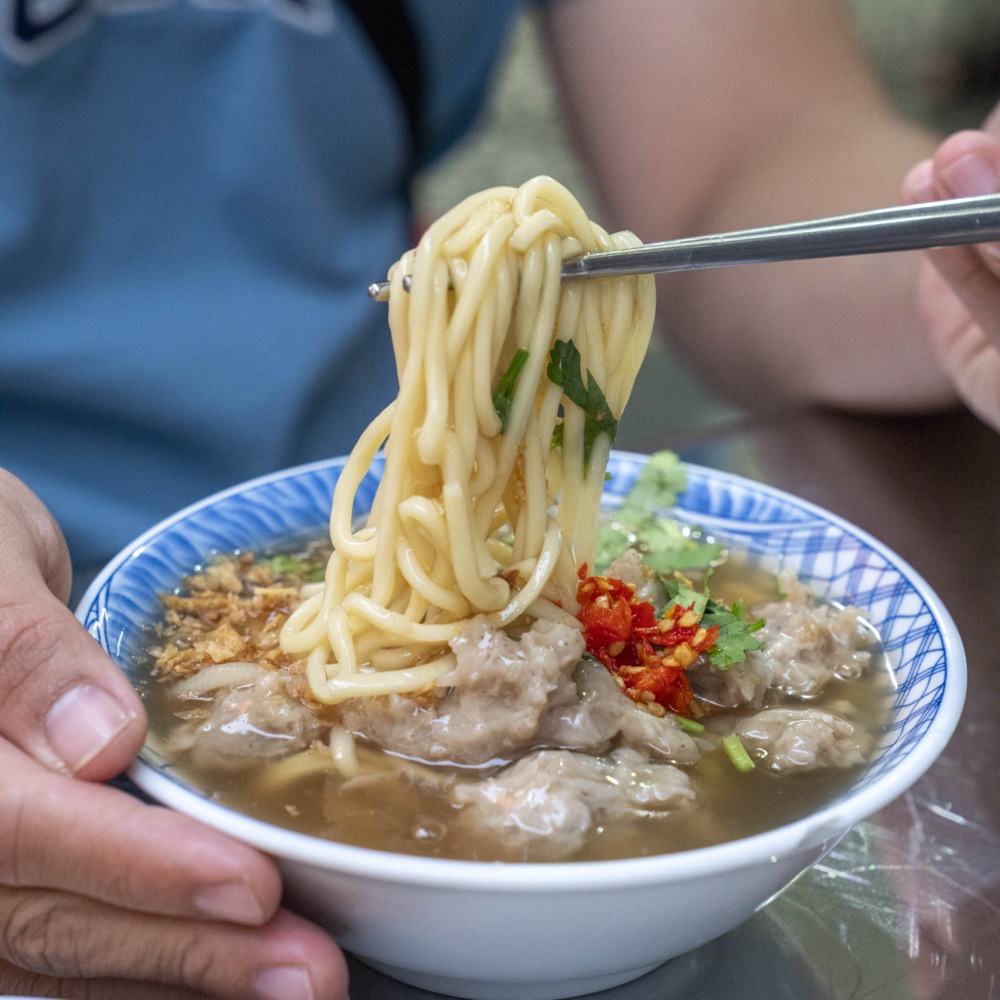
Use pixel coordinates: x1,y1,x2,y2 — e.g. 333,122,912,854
673,715,705,735
268,554,325,583
492,348,530,431
721,733,756,773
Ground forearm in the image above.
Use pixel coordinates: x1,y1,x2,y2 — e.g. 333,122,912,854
660,116,955,414
544,0,957,415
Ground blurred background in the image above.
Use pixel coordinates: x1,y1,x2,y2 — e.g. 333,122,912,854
413,0,1000,450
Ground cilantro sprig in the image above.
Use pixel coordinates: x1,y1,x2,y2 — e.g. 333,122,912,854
547,339,617,459
659,572,765,669
701,596,766,669
595,451,722,571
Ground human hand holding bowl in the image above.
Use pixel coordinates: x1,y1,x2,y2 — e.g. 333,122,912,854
0,469,347,1000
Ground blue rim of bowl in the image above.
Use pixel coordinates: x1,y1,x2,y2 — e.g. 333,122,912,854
77,450,966,891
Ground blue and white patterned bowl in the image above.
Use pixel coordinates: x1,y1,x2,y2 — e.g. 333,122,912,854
77,451,965,1000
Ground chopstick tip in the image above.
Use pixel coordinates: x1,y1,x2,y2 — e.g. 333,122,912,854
368,276,414,301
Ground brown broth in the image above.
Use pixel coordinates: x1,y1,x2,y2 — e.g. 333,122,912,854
140,546,892,863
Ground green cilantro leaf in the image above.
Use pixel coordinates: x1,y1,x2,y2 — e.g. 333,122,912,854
617,450,687,524
595,450,722,571
701,597,765,669
659,571,708,616
658,573,764,670
547,339,618,459
593,523,631,569
636,519,723,572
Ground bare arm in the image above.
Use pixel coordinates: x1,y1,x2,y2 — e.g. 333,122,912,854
543,0,954,414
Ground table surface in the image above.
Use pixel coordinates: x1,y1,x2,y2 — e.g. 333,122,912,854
347,406,1000,1000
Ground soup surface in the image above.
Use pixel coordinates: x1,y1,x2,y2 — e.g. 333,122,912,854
141,528,891,863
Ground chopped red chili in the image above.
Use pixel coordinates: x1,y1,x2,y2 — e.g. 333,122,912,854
576,565,718,717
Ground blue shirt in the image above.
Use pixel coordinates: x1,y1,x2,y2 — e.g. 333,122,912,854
0,0,522,576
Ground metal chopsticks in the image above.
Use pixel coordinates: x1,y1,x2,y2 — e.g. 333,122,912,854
367,193,1000,302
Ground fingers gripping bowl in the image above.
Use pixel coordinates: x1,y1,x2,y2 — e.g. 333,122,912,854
77,451,964,1000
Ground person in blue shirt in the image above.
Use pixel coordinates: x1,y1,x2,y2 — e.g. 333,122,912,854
0,0,997,997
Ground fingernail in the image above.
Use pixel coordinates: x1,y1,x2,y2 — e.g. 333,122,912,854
940,152,998,198
45,684,132,773
195,879,266,924
254,965,316,1000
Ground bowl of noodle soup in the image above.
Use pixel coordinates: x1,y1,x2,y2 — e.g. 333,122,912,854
79,179,963,998
78,450,964,1000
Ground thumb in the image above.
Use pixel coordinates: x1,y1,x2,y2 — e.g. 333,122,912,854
0,470,146,780
932,129,1000,202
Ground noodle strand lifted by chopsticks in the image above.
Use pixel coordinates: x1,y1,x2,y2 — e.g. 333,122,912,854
280,177,655,704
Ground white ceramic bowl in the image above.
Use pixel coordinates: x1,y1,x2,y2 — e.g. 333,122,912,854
77,451,966,1000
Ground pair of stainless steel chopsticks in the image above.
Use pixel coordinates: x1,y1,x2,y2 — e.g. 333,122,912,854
368,193,1000,302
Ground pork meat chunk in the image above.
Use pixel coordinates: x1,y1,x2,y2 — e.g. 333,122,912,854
453,747,695,859
688,656,773,711
605,548,660,604
167,669,324,766
538,657,702,764
735,707,870,773
746,572,872,700
340,616,585,766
